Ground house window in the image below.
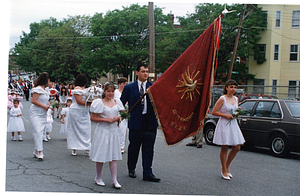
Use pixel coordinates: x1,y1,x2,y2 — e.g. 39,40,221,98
288,81,297,98
275,11,281,28
292,10,300,28
254,44,266,60
290,45,298,61
253,79,265,94
262,11,268,23
274,45,279,61
272,80,277,96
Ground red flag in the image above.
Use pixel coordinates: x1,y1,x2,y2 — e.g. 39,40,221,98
148,16,222,145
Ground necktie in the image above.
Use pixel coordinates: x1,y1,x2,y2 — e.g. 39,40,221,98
140,82,144,112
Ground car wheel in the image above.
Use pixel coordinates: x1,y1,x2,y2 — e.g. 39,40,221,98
269,134,290,158
204,124,215,145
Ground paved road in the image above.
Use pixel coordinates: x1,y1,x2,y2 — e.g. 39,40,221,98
5,98,300,195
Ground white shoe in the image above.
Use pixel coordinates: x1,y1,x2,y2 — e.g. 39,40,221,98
227,173,233,178
38,152,44,160
72,149,77,156
12,136,17,141
18,135,23,141
121,148,124,154
112,181,121,189
95,178,105,186
221,172,230,180
33,151,39,158
46,135,51,140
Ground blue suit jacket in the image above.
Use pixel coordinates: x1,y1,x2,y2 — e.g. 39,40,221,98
120,81,158,130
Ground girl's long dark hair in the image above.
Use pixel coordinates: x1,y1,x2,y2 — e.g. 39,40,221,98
35,72,49,87
60,86,67,96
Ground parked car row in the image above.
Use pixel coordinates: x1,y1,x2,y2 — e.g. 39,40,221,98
204,99,300,158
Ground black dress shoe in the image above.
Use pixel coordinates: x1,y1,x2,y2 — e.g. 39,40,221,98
143,174,161,182
129,170,136,178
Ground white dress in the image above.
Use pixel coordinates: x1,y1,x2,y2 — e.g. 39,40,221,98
67,88,91,150
213,96,245,146
7,107,25,132
90,99,124,163
60,107,69,135
29,86,49,151
45,109,53,133
114,89,128,149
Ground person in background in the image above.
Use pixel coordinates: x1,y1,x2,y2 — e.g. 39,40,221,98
60,98,72,135
67,74,91,156
30,72,50,160
7,99,25,141
114,77,128,153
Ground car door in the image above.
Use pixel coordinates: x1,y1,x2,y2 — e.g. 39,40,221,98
247,101,282,147
238,100,257,145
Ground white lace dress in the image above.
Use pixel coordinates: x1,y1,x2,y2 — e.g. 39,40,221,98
60,107,69,135
7,107,25,132
213,96,245,146
29,86,49,151
67,88,91,150
89,99,124,163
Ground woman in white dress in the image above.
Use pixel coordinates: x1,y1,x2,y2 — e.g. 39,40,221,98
114,77,128,153
57,86,68,118
67,74,91,156
90,82,124,189
212,79,245,180
30,72,50,160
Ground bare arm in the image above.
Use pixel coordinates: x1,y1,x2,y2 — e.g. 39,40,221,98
212,97,233,120
31,93,50,111
74,94,91,106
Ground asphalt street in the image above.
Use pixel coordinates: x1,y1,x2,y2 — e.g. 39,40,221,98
5,97,300,195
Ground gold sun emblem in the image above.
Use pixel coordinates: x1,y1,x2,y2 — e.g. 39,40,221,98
176,65,204,101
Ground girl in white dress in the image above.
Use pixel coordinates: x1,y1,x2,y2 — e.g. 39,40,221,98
114,77,128,153
90,82,124,189
60,98,72,135
212,79,245,180
44,107,53,142
7,99,25,141
58,86,68,118
30,72,50,160
67,74,91,156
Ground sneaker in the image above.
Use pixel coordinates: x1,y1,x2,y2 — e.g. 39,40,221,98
12,136,17,141
18,135,23,141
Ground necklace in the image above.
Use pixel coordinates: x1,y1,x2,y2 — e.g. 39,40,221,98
104,98,112,102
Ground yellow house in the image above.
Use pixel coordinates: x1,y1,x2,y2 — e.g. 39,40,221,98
248,4,300,99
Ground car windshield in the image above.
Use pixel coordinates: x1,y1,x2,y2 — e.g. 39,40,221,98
285,102,300,117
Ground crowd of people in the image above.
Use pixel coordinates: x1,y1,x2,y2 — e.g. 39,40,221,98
7,64,246,189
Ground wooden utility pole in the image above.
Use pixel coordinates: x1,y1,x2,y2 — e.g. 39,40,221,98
227,4,247,80
148,2,155,82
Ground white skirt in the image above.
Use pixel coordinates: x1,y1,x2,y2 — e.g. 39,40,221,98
7,117,26,132
67,108,91,150
60,117,68,135
90,123,122,163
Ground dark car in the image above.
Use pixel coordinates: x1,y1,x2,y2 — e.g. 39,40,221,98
237,94,277,103
204,99,300,158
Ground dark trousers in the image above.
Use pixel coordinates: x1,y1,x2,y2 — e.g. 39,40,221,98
24,89,29,101
127,114,157,177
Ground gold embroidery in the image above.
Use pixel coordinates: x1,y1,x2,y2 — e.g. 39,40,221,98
170,121,186,132
172,109,194,122
176,65,204,101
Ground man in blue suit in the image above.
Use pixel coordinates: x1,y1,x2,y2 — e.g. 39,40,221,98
120,63,160,182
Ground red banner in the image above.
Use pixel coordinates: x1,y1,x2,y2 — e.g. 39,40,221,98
149,16,222,145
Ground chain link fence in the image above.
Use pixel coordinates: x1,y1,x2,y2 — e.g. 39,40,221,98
211,85,300,108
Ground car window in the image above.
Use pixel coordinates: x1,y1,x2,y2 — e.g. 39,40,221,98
239,101,256,116
254,102,281,118
270,103,281,118
285,102,300,117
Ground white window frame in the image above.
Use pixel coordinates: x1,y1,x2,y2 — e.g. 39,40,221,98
274,44,279,61
275,11,281,28
292,10,300,28
290,44,299,62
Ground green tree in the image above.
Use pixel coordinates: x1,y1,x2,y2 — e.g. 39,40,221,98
80,4,173,79
156,3,267,84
